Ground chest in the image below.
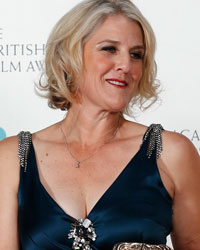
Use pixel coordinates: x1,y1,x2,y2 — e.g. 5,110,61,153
34,139,141,220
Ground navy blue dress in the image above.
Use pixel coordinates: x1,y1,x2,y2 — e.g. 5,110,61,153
18,124,172,250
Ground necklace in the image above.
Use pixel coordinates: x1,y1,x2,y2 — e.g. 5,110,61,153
60,117,121,168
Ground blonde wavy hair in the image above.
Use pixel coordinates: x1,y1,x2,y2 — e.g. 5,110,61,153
38,0,160,115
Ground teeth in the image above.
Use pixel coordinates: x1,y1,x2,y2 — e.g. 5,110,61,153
107,80,126,86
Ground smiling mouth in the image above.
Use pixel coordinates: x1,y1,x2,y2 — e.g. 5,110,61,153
106,79,128,88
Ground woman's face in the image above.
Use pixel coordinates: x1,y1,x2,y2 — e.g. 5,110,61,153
79,14,144,112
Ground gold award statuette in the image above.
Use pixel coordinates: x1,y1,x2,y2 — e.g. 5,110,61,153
113,242,173,250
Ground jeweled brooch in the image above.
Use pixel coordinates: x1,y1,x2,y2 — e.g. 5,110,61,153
68,218,97,250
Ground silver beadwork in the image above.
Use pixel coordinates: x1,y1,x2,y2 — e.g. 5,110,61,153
18,131,32,172
113,242,172,250
143,124,164,159
68,218,97,250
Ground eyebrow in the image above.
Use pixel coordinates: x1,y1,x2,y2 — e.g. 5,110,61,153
96,39,144,50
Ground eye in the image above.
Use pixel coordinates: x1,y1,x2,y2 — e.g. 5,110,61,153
101,46,116,53
130,51,144,60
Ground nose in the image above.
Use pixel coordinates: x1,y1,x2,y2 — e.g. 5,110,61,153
115,52,131,73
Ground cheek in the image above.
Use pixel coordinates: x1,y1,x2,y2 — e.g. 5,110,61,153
85,50,113,73
80,56,110,91
131,62,143,81
93,55,114,76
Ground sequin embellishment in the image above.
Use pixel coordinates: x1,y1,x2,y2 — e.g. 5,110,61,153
143,124,164,159
18,131,32,172
68,218,97,250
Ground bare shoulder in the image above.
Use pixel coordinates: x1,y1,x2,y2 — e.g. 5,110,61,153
32,122,60,144
161,130,199,164
124,121,199,160
0,135,20,193
0,136,19,167
122,119,148,138
159,130,200,192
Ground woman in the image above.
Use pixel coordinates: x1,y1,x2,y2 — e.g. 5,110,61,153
0,0,199,249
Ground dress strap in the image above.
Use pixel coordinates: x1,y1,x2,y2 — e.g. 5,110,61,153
17,131,32,172
143,124,164,159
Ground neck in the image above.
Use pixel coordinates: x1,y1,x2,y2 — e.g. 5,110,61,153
61,103,122,147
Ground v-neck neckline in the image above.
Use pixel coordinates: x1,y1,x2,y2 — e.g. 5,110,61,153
29,136,146,223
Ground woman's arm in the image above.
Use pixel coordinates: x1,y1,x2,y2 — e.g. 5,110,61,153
160,131,200,250
0,136,20,250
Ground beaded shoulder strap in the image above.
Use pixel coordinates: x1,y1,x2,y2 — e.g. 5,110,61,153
143,124,164,159
17,131,32,172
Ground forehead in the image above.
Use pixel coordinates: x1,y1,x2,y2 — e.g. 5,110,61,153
85,14,144,46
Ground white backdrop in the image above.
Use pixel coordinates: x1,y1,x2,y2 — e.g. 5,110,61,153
0,0,200,246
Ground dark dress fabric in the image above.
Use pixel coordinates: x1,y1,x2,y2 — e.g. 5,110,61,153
18,126,173,250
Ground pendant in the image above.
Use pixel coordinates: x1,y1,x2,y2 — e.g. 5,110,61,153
76,161,80,168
